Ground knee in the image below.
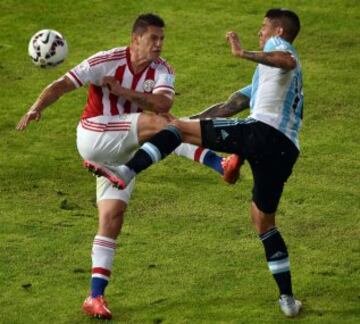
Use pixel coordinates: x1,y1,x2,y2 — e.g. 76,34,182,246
138,114,172,143
152,115,169,132
251,217,274,234
101,208,125,223
250,202,275,234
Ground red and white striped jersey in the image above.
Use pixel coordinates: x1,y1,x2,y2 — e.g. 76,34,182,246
65,46,175,119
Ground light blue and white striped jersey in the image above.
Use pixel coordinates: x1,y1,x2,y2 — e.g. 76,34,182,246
240,36,303,149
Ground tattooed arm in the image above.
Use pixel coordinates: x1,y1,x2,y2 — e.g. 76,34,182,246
226,31,296,70
189,91,250,119
101,76,173,113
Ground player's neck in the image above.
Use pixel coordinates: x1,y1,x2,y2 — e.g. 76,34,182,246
129,47,151,74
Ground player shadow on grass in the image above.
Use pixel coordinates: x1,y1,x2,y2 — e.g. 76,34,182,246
112,295,308,321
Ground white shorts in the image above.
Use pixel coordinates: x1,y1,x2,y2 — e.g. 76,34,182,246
76,114,140,204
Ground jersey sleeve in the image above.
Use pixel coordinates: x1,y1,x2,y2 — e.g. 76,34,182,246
264,36,294,54
153,64,175,94
65,51,108,88
238,84,252,98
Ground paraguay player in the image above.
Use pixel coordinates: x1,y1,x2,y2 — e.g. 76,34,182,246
17,13,239,319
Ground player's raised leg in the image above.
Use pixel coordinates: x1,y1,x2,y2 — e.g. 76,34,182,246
83,115,243,188
174,143,224,175
107,119,202,188
141,114,226,176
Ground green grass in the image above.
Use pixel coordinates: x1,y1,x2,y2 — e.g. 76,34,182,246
1,0,360,323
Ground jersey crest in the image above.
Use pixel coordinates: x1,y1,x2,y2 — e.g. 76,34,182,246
143,79,155,92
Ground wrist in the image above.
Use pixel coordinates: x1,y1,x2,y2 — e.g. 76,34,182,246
231,46,244,58
29,106,41,113
237,48,245,58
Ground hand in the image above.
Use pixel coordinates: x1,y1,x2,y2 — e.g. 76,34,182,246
101,76,123,94
226,31,244,57
16,110,42,131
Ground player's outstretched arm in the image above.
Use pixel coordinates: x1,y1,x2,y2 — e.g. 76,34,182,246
101,76,173,114
16,76,76,131
226,31,296,70
189,91,250,119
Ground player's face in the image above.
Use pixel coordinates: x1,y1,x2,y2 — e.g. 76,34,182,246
258,18,278,50
135,26,164,61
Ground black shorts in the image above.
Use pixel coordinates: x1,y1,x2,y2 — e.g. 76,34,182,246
200,118,299,213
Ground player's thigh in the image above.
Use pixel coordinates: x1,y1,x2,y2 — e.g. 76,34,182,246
250,161,285,214
77,114,140,164
199,118,251,154
249,136,299,214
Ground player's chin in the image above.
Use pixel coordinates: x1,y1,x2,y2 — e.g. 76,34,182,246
151,51,161,60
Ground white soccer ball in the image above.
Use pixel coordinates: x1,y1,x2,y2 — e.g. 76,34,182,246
28,29,68,68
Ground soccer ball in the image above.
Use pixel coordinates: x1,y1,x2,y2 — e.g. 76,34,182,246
28,29,68,68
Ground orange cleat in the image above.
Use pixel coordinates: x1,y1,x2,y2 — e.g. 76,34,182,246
222,154,243,184
82,295,112,319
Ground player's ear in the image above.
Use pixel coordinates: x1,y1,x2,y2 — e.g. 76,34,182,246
275,26,284,37
131,33,140,45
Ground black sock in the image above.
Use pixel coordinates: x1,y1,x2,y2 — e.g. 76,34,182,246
259,227,293,296
126,125,182,174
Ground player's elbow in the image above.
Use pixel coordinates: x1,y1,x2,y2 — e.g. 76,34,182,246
282,56,297,70
285,61,297,70
158,105,171,114
152,91,174,113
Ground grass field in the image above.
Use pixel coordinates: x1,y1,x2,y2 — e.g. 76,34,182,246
1,0,360,323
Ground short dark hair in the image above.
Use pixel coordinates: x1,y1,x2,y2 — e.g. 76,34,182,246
265,8,300,42
132,13,165,35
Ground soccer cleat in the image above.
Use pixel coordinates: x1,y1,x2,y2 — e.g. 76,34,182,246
279,294,302,317
221,154,243,184
82,295,112,319
84,160,132,190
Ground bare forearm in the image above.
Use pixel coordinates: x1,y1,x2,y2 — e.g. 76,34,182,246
17,76,75,130
237,50,296,70
190,92,250,119
30,76,75,112
114,88,172,113
102,76,173,113
226,32,296,70
30,85,62,112
190,103,227,119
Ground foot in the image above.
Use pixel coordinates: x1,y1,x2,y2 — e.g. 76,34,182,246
221,154,243,184
84,160,133,189
82,295,112,319
279,294,302,317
